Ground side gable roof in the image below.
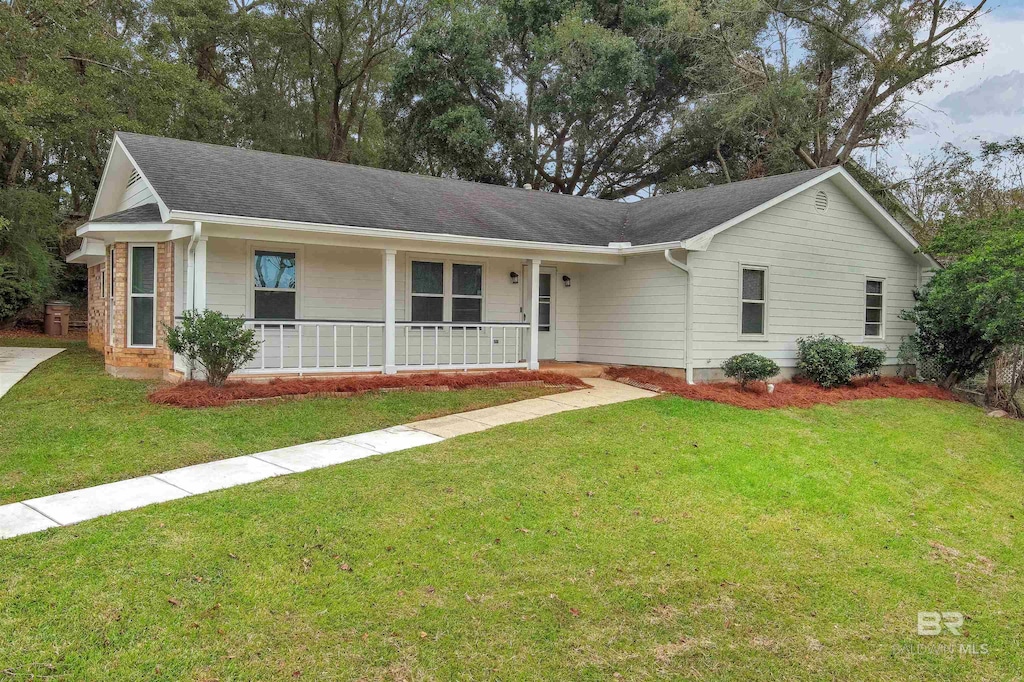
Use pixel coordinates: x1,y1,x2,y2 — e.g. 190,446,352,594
97,133,934,266
115,132,627,247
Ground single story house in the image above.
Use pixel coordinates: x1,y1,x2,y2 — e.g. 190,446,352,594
68,132,937,383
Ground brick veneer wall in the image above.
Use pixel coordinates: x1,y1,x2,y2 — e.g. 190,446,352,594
86,263,107,352
102,242,177,379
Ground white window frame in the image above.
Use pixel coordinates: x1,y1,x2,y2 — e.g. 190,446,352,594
405,255,486,324
247,242,302,321
537,268,554,333
107,246,116,345
409,259,446,323
127,243,157,348
864,276,886,340
738,264,769,340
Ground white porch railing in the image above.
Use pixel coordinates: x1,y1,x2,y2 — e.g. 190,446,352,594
234,319,529,375
396,322,528,370
242,320,385,374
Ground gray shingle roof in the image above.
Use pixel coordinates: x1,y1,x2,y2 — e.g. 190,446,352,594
93,203,162,222
625,167,836,244
113,132,835,247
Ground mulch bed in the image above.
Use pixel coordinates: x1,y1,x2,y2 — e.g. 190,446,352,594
604,366,956,410
149,370,587,408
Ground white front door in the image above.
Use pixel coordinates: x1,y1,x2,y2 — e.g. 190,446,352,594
524,266,556,360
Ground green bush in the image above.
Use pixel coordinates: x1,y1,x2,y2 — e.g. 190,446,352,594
165,310,259,386
722,353,780,388
852,345,886,378
796,335,856,388
0,262,39,321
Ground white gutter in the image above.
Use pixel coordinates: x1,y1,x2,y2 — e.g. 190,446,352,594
664,249,695,384
186,221,202,310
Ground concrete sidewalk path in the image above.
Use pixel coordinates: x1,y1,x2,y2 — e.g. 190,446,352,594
0,347,63,400
0,378,655,539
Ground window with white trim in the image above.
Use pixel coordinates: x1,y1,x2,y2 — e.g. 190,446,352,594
538,273,552,332
108,247,115,344
410,260,483,323
128,244,156,347
411,260,444,322
254,250,297,320
740,266,767,336
865,278,884,337
451,263,482,322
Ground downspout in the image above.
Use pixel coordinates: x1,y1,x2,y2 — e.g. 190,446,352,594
184,221,202,380
186,221,202,310
664,249,695,384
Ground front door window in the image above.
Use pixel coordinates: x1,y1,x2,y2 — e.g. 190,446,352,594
538,273,552,332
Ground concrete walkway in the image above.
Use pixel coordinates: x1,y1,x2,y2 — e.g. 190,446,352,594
0,378,655,539
0,347,64,400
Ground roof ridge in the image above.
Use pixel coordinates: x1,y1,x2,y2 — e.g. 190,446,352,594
634,166,837,206
115,131,620,208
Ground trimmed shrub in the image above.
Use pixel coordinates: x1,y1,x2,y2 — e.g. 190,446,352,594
722,353,780,388
853,345,886,378
796,335,856,388
165,310,260,386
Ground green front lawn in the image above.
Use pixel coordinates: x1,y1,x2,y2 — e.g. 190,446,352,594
0,340,561,503
2,393,1022,679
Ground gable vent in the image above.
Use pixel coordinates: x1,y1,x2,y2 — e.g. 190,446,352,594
814,190,829,213
126,169,141,189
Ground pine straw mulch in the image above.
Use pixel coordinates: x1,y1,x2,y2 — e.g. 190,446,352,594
604,366,956,410
149,370,588,408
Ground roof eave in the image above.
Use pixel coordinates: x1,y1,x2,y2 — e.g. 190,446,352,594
169,209,634,258
66,238,106,265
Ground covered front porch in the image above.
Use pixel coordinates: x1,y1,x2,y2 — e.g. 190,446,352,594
171,222,610,379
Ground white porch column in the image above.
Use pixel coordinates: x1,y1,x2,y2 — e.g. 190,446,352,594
528,258,541,370
383,248,397,374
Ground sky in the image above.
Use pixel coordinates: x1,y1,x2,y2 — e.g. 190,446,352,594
866,0,1024,173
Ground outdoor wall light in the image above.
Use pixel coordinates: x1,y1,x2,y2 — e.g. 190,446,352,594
509,271,520,285
562,275,571,288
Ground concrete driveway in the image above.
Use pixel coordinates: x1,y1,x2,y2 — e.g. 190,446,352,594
0,346,64,400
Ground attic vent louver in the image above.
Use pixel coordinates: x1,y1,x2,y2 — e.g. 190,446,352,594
126,169,141,189
814,190,829,214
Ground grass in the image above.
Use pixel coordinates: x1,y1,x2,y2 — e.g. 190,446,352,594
2,392,1022,679
0,339,562,503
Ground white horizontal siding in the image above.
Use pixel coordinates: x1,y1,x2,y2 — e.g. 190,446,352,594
201,240,585,365
577,253,686,368
115,178,155,212
554,265,581,362
689,179,922,370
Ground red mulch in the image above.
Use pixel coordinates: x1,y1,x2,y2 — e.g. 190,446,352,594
149,370,587,408
604,366,956,410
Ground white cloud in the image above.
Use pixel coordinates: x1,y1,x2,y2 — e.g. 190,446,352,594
937,70,1024,123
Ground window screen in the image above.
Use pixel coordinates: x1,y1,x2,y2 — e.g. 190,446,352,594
452,264,482,323
411,261,444,322
740,268,766,335
254,250,297,320
865,279,884,336
129,245,156,346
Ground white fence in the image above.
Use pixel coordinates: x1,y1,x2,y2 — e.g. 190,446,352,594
236,320,529,374
397,323,528,370
244,320,385,373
